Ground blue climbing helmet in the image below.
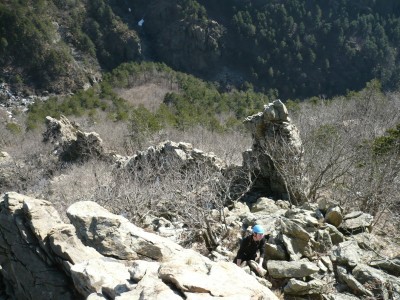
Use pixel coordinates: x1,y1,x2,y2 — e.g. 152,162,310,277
252,224,264,234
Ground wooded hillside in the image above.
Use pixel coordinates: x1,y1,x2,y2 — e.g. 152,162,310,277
1,0,400,98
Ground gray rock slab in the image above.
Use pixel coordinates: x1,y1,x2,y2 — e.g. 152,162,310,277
70,257,132,298
67,201,182,261
331,241,361,267
267,260,319,278
284,278,326,295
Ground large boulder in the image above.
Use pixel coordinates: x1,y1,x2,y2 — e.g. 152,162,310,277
265,243,288,261
251,197,281,214
325,205,343,227
48,224,103,270
159,258,271,298
70,257,133,298
67,201,279,299
336,266,374,297
67,201,182,261
325,293,362,300
331,240,362,267
280,217,312,241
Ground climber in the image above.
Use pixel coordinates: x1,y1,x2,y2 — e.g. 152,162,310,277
233,224,267,276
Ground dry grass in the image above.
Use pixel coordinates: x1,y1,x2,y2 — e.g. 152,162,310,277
114,83,177,112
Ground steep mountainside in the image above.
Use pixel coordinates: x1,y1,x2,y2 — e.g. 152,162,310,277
1,0,400,98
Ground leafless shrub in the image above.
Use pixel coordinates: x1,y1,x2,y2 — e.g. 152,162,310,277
289,82,400,232
47,159,131,222
118,156,252,249
0,122,13,149
0,109,28,149
46,153,252,250
343,144,400,232
0,128,59,195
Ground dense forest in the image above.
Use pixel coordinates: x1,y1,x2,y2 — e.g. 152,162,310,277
200,0,400,97
1,0,400,98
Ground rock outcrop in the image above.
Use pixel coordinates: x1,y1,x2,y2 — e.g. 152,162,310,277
125,140,226,172
43,115,106,162
243,100,308,204
0,192,278,300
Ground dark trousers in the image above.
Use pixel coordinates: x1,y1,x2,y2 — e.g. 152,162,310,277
233,253,257,264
